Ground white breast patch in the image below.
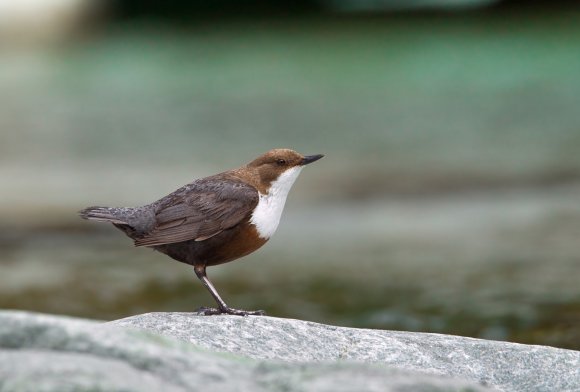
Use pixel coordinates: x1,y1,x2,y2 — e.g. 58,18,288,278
250,166,303,239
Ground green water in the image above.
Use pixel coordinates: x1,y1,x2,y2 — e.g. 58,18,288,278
0,11,579,350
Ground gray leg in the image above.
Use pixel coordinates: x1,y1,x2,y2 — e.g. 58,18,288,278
194,265,265,316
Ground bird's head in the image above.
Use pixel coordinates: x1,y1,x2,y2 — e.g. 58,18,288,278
246,148,324,194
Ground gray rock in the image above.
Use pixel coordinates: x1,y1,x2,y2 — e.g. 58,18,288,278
0,310,489,392
112,312,580,392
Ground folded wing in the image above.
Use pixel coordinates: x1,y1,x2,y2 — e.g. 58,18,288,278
134,178,259,247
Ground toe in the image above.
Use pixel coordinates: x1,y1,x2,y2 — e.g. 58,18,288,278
195,306,221,316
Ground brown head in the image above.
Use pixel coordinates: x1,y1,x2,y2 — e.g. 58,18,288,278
235,148,323,194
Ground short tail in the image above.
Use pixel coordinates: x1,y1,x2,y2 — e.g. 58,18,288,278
79,206,129,224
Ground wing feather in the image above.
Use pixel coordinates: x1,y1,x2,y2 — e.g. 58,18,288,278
134,177,258,247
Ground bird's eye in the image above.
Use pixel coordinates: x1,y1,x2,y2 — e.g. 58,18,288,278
276,159,287,166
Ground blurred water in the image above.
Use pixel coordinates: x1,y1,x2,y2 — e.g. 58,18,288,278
0,12,579,349
1,184,579,349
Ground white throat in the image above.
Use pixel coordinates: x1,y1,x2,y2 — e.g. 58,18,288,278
250,166,303,239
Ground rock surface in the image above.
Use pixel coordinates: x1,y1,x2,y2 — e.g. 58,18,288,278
1,310,578,392
0,310,490,392
112,312,580,392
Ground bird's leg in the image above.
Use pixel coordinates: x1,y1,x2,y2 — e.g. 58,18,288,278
193,265,265,316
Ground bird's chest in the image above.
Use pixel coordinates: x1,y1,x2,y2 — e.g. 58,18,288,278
249,191,289,239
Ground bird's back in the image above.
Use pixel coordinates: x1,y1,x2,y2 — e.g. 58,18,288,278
80,173,259,245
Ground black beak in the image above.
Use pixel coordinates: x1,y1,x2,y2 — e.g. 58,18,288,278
302,154,324,165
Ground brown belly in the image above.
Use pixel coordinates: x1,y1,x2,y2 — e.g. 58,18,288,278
152,221,268,267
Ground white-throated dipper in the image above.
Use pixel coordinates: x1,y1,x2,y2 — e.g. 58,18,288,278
80,148,323,316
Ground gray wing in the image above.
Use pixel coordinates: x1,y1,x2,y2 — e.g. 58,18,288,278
134,177,258,247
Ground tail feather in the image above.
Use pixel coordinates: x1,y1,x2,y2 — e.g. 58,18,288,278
79,206,129,224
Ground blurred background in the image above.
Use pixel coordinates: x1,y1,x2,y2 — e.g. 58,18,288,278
1,0,579,350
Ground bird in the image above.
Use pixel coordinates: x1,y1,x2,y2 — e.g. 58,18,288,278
79,148,324,316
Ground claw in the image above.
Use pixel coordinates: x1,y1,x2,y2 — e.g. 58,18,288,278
195,306,266,316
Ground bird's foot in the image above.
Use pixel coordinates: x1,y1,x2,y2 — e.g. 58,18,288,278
195,306,266,316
